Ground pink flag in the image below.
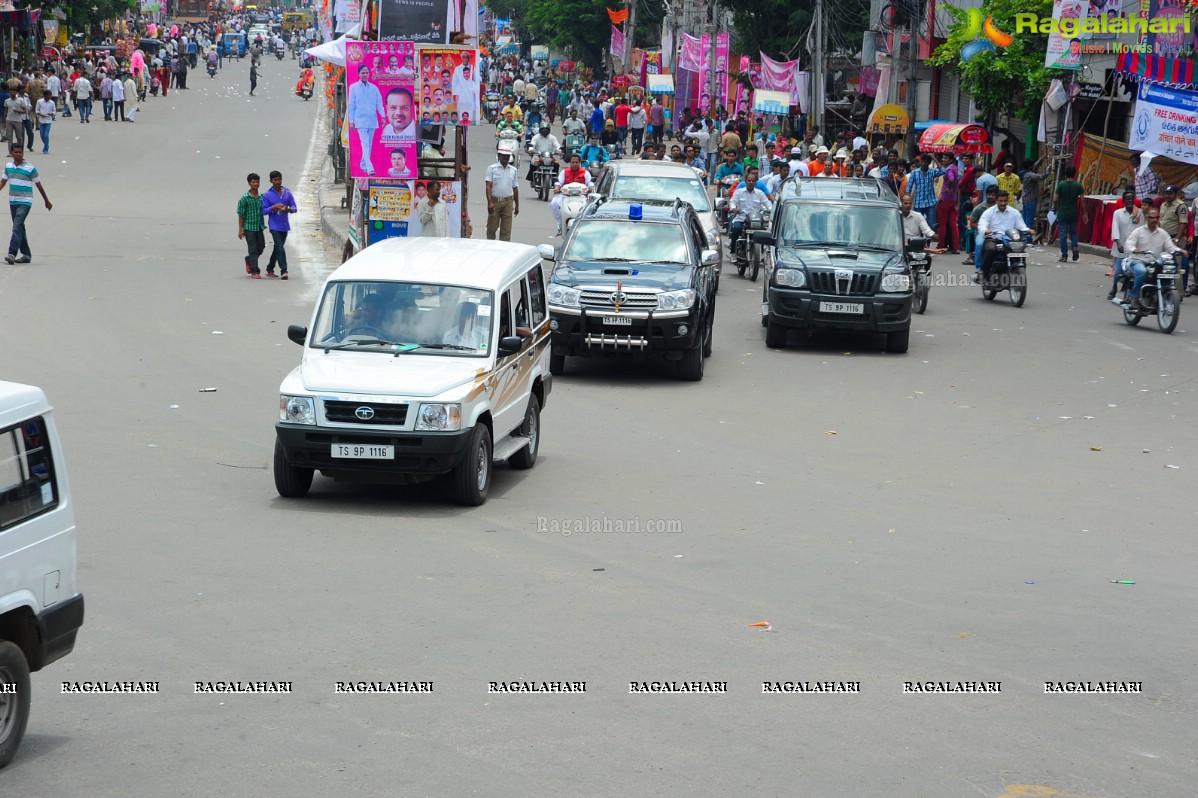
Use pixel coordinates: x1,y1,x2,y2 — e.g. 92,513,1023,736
678,32,703,72
698,34,711,111
760,52,800,105
611,25,625,59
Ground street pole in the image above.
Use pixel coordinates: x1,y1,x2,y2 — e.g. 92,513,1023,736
905,7,918,155
624,0,636,78
812,0,824,135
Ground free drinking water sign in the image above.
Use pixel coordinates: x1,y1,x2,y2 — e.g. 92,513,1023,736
1129,81,1198,165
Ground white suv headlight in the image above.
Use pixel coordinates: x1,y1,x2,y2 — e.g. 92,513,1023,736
280,395,316,425
774,267,806,288
657,289,697,310
548,283,581,307
879,265,911,293
416,403,462,431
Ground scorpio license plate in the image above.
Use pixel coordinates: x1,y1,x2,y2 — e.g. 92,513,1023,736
331,444,394,459
602,315,633,326
819,302,864,314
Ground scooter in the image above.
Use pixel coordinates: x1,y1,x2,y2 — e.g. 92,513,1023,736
557,182,589,236
1114,250,1181,333
497,129,521,169
274,47,285,61
297,78,314,100
980,230,1028,307
484,93,500,124
207,62,218,78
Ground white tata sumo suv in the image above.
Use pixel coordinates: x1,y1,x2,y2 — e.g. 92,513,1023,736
274,238,552,505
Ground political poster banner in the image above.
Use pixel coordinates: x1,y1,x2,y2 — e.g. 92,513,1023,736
678,32,703,72
1044,0,1087,70
416,46,481,126
714,33,730,111
611,25,625,59
1129,81,1198,165
698,34,711,112
346,41,417,180
367,180,463,240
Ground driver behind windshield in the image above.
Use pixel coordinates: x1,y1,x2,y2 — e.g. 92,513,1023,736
344,292,391,336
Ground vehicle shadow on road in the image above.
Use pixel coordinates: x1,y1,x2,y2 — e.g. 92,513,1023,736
762,329,901,356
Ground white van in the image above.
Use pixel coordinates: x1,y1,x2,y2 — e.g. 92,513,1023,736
274,238,552,505
0,381,85,767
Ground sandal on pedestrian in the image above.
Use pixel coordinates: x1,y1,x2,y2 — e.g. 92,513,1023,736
280,274,289,280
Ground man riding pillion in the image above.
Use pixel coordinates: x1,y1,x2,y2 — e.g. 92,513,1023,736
495,110,523,140
526,124,560,180
977,190,1030,285
578,132,608,167
728,166,771,254
900,193,935,242
501,95,523,122
561,107,585,140
713,149,744,184
1121,207,1181,312
550,153,592,234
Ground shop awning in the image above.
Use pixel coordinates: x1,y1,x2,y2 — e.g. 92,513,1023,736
918,123,992,154
647,74,674,94
866,103,909,134
1115,51,1198,89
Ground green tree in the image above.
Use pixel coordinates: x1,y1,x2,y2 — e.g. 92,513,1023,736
929,0,1055,125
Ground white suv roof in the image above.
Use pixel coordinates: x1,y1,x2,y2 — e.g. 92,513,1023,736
331,238,540,290
606,160,698,178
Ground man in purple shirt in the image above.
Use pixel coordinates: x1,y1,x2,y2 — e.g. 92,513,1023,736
261,170,297,279
648,98,665,146
936,153,960,253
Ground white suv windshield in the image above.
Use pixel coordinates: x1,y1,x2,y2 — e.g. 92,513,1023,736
564,220,690,264
776,204,903,250
310,281,494,355
611,175,710,212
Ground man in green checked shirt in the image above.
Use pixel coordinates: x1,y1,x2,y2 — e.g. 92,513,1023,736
237,172,266,278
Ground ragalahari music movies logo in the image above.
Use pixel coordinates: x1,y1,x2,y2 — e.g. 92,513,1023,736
959,8,1014,62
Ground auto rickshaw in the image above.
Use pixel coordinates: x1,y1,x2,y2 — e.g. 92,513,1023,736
222,32,247,59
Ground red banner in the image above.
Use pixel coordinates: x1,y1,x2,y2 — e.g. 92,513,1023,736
606,7,628,24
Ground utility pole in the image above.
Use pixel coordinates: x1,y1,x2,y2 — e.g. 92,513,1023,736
904,0,918,154
624,0,636,75
812,0,824,134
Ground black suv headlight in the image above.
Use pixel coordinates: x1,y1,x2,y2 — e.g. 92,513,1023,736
879,264,911,293
773,267,807,288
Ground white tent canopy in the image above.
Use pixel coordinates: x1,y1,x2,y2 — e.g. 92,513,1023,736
304,22,361,66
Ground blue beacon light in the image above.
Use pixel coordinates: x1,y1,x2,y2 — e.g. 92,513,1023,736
629,203,642,221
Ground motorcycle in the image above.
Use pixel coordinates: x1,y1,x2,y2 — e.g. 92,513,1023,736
605,143,622,161
981,230,1028,307
484,93,500,124
906,237,932,314
207,62,218,78
713,176,738,233
733,209,768,281
297,78,314,100
558,182,589,237
274,47,285,61
1114,250,1181,334
530,150,558,202
497,129,521,169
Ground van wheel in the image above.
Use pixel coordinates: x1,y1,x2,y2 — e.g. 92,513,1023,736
273,439,314,497
508,396,540,470
451,424,492,506
0,641,32,769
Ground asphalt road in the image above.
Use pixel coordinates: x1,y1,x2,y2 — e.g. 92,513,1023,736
1,59,1196,797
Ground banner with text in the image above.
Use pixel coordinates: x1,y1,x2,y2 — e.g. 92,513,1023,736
714,33,730,112
1129,80,1198,165
368,180,463,240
